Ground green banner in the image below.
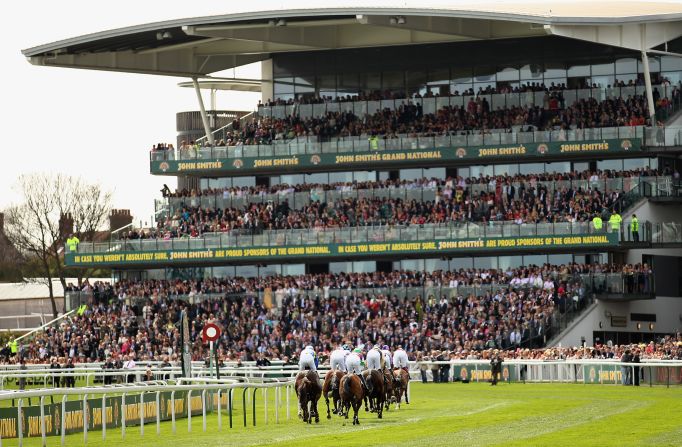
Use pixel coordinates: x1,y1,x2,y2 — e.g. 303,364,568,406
456,364,515,382
66,233,618,267
0,390,223,439
151,138,641,175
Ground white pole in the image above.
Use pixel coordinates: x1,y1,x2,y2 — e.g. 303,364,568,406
83,394,88,443
192,77,215,146
15,310,77,343
40,396,46,447
640,25,657,126
102,394,106,441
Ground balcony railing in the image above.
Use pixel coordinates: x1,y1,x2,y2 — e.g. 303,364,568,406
150,125,647,162
162,176,671,215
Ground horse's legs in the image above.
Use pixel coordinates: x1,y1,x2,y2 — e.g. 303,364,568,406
352,400,360,425
364,396,369,412
405,382,410,404
325,394,331,419
313,397,320,423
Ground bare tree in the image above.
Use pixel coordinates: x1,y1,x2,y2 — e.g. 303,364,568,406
4,174,112,317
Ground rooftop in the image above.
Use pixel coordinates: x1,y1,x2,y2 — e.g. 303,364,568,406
22,1,682,78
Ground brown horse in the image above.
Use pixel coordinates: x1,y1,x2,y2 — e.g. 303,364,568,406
295,370,322,424
322,370,345,418
362,369,385,419
339,374,365,425
382,368,394,411
392,368,410,409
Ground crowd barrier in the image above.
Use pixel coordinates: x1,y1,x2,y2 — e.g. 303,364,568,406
0,379,295,445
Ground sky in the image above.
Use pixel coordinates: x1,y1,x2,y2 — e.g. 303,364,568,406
0,1,267,227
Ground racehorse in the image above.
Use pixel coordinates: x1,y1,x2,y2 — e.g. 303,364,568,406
361,369,385,419
392,368,410,409
322,370,345,418
382,368,394,411
295,370,322,424
339,374,365,425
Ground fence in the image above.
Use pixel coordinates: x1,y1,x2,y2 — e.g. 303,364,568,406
414,359,682,388
0,379,294,445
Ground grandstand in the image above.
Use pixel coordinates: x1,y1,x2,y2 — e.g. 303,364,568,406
21,1,682,348
9,2,682,443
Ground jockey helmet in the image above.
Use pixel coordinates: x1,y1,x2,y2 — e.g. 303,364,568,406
382,345,389,350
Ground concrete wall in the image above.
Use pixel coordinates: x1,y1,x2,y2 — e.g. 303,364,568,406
552,296,682,347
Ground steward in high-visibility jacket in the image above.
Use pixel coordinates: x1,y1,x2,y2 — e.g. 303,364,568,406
592,215,603,231
368,135,379,150
66,235,80,252
608,211,622,232
630,214,640,242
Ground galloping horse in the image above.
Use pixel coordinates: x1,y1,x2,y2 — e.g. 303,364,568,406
382,368,394,411
339,374,365,425
322,370,345,418
361,369,385,419
392,368,410,409
295,370,322,424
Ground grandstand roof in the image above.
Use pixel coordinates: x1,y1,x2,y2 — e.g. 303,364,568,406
22,1,682,78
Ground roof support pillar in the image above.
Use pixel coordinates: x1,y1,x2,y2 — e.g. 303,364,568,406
640,24,657,126
641,50,657,126
192,77,215,146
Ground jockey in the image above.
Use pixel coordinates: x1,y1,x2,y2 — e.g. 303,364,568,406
299,345,318,373
346,347,369,391
381,345,392,370
366,344,383,370
392,345,409,371
330,344,348,372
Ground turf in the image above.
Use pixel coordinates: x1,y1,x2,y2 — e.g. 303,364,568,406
1,382,680,447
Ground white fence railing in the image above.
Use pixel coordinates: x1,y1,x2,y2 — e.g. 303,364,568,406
0,379,295,446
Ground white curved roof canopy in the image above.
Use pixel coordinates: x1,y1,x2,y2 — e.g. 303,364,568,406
22,1,682,78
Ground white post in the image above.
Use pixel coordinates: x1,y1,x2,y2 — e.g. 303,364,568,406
201,390,207,432
121,393,126,439
187,390,192,433
139,392,144,436
192,77,215,146
17,399,22,447
61,396,67,446
217,390,222,431
264,388,268,425
171,391,176,434
156,391,161,435
101,394,106,441
83,394,88,443
40,396,46,447
640,25,657,126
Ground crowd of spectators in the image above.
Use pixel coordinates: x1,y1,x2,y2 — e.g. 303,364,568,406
258,77,674,106
192,95,652,148
2,263,654,367
163,167,667,200
128,168,673,240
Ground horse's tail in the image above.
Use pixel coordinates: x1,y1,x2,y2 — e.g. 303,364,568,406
331,373,338,390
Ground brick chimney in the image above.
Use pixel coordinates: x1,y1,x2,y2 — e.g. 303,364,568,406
59,213,74,239
109,209,133,231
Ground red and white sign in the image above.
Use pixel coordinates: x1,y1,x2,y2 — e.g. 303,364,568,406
202,323,221,343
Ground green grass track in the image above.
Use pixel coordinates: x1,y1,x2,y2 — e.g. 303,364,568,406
1,382,680,447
